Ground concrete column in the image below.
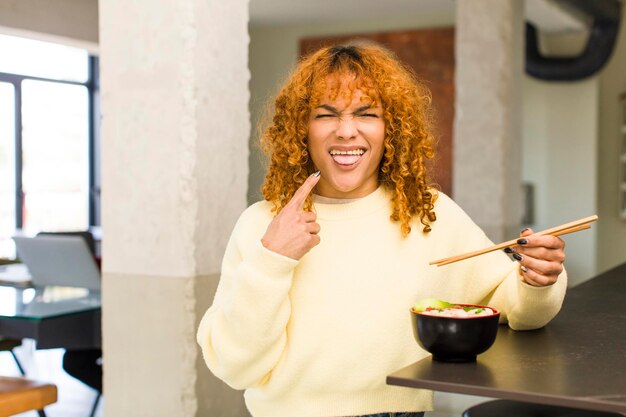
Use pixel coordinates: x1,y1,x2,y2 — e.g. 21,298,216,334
454,0,524,242
99,0,249,415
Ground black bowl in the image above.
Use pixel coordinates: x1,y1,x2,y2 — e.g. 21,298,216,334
410,304,500,362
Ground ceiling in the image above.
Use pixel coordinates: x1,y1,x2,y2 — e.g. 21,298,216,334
249,0,456,26
249,0,588,33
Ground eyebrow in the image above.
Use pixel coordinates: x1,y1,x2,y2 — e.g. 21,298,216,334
315,104,340,114
315,104,378,113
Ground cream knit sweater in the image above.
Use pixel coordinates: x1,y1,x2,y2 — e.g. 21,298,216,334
197,187,567,417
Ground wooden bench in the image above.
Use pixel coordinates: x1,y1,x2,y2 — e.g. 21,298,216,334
0,377,57,417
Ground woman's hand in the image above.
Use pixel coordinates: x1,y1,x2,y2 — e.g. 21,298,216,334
510,228,565,287
261,172,321,260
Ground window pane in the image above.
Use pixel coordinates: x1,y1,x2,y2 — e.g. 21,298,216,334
0,34,88,83
0,82,16,258
21,80,89,234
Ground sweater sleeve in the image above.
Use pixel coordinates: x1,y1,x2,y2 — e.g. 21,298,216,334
433,192,567,331
483,266,568,330
196,206,298,390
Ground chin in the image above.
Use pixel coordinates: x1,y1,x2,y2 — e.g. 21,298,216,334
327,178,368,197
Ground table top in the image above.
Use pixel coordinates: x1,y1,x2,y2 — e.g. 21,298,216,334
387,263,626,414
0,285,100,320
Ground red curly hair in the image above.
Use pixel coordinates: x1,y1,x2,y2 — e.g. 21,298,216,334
261,42,438,235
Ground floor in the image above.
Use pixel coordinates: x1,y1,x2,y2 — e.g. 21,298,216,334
0,340,103,417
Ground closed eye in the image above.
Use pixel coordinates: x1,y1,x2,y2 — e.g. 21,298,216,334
315,113,336,119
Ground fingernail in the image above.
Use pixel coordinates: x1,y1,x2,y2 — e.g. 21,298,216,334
313,170,321,177
517,238,528,245
521,228,530,234
513,253,523,261
503,247,514,254
520,265,528,273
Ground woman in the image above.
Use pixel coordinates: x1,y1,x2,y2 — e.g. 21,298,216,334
197,43,566,417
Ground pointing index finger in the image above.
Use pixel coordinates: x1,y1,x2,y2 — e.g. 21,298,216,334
288,171,320,210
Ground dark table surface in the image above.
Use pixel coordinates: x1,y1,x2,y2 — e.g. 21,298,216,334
387,263,626,414
0,284,101,349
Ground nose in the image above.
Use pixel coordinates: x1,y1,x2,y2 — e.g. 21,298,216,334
335,116,358,140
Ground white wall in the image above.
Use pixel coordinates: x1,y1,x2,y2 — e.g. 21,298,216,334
598,4,626,274
522,76,598,285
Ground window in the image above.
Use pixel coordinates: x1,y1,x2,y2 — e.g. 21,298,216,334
0,83,16,257
0,34,99,259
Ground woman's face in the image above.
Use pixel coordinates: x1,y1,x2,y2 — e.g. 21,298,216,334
307,77,385,199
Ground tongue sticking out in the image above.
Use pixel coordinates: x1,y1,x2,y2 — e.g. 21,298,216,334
332,154,361,165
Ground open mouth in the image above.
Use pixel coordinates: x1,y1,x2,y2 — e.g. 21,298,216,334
329,149,366,166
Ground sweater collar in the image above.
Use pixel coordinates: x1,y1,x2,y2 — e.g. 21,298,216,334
313,186,390,220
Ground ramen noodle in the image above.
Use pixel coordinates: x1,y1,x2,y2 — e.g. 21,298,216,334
420,306,495,318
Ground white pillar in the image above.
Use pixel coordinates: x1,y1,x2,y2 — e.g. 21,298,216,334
454,0,524,242
99,0,249,415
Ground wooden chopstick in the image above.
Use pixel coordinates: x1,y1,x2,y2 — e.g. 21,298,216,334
430,215,598,267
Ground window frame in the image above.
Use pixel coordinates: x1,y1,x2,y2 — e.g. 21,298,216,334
0,55,100,230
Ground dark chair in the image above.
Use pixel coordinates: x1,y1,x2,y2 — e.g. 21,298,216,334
463,399,624,417
62,349,102,417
